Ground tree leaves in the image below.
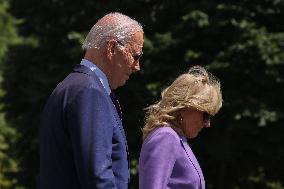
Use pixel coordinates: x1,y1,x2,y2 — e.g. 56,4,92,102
0,0,284,188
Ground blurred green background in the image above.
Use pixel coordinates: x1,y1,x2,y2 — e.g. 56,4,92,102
0,0,284,188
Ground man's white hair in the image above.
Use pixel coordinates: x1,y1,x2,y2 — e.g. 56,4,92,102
82,12,143,49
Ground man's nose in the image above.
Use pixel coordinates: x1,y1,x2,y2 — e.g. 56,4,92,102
132,61,140,72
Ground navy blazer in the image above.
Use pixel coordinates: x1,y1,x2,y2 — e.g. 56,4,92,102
40,65,129,189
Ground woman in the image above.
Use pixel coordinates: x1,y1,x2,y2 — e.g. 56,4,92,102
139,66,222,189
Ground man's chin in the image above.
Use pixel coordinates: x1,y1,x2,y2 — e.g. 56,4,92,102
115,80,127,89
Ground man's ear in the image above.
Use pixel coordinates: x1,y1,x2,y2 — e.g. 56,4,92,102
106,39,116,60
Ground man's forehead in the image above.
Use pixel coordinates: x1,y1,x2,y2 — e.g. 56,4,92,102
128,33,144,49
132,43,143,49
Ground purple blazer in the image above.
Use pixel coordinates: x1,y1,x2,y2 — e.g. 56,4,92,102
139,126,205,189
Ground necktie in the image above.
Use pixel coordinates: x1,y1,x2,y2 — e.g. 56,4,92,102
110,92,122,120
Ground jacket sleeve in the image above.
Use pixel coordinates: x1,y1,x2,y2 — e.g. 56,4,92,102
67,87,117,189
139,130,178,189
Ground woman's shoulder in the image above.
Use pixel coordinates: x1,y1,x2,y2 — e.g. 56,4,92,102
144,125,181,144
155,125,177,134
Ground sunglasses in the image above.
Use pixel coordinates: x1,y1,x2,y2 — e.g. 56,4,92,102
203,112,211,127
117,41,143,62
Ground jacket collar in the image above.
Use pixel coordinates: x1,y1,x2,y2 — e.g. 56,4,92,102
72,64,95,76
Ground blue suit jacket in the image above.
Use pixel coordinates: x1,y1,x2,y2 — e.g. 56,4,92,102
40,65,129,189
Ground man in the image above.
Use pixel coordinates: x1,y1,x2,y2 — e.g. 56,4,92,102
40,12,144,189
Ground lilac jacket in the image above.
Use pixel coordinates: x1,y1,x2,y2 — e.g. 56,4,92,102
139,126,205,189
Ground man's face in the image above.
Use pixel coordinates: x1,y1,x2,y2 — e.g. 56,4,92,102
110,31,144,89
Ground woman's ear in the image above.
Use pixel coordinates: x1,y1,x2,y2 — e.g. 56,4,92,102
179,109,186,117
106,40,116,60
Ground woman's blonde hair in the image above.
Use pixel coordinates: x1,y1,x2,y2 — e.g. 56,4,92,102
142,66,222,140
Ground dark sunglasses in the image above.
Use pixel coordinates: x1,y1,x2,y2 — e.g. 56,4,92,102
117,41,143,62
132,51,143,62
203,112,211,126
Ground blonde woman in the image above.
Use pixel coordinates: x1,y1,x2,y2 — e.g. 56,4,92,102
139,66,222,189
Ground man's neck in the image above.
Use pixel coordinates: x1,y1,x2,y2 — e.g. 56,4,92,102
84,50,113,90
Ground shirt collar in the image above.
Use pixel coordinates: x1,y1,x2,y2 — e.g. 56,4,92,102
80,59,111,95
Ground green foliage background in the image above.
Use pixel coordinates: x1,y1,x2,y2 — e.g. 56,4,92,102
0,0,283,188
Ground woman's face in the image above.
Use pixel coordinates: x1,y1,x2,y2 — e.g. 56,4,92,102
180,109,210,139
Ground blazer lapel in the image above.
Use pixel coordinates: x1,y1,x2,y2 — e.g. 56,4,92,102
180,138,206,189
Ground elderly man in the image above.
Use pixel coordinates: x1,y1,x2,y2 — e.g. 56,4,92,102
40,12,144,189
